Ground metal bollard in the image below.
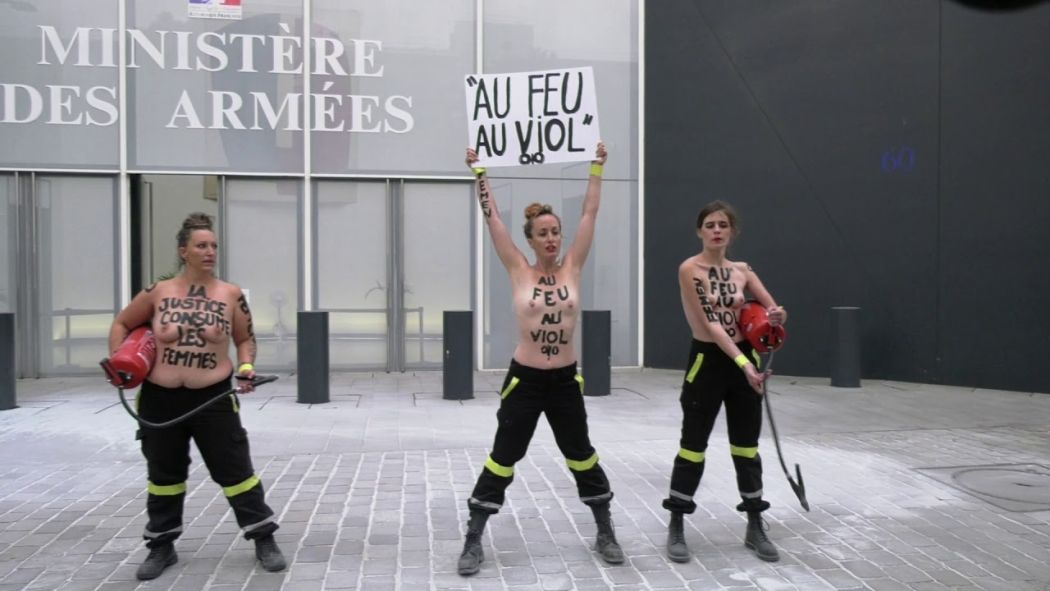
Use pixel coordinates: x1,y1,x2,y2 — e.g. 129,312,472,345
297,311,330,404
1,313,15,410
581,310,611,396
443,310,474,400
831,306,861,387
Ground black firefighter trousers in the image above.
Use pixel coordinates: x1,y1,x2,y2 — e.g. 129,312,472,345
663,339,770,515
137,378,278,548
468,360,613,514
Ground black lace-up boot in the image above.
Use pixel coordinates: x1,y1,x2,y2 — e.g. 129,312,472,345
254,534,287,572
590,502,625,564
136,543,177,580
666,511,691,563
457,510,489,576
744,512,779,562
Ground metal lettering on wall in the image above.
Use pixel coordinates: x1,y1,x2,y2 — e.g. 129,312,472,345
0,6,421,171
3,26,414,134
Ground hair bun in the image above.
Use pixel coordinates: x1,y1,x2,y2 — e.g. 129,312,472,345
523,202,553,220
182,212,214,231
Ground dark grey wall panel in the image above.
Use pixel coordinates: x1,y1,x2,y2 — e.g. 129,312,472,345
938,1,1050,391
645,0,1049,392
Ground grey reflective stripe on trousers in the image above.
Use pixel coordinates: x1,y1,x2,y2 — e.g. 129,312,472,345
243,516,276,533
740,489,764,499
580,492,613,504
143,525,183,539
468,498,501,511
669,489,693,502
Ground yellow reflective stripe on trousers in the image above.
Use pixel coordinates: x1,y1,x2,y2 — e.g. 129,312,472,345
223,475,260,497
230,394,239,413
500,377,520,400
686,353,705,383
677,448,705,463
566,453,599,472
148,481,187,496
575,374,584,394
730,445,758,459
484,455,514,478
751,349,761,366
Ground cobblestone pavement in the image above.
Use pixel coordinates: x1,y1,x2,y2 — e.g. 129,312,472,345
1,370,1048,590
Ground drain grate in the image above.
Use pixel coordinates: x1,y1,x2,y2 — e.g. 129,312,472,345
918,463,1050,512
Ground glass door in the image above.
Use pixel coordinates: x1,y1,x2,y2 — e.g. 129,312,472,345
4,173,119,378
314,179,474,371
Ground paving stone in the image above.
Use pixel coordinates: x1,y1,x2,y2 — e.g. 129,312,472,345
3,372,1049,590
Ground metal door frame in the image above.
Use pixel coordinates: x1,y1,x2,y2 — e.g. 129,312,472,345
9,172,120,378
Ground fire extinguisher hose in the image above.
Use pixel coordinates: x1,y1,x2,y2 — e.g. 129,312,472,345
114,374,279,429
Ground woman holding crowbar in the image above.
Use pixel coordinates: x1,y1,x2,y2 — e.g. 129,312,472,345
661,201,787,563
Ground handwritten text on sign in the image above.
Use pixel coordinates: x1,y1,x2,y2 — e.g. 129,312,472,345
465,67,600,168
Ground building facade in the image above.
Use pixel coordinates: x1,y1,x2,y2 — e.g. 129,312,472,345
1,0,642,377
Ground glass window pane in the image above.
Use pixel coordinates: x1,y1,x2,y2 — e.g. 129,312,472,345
403,182,474,368
485,0,639,181
0,3,119,169
36,176,117,375
315,181,388,369
310,0,475,174
482,177,637,368
226,178,300,370
127,2,305,172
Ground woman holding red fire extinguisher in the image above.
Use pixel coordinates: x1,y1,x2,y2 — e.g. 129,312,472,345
107,212,285,580
661,200,788,564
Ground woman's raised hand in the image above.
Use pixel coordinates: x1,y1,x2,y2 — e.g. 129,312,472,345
465,148,479,169
592,141,608,165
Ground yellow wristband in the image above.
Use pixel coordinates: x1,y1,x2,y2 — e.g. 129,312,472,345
589,163,604,177
733,354,751,369
237,363,254,374
472,167,486,177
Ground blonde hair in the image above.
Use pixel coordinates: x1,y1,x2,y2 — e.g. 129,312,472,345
523,202,559,239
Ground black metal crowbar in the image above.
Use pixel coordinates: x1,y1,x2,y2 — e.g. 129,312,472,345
759,349,810,511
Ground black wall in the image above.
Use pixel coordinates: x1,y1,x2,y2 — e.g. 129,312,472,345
645,1,1050,392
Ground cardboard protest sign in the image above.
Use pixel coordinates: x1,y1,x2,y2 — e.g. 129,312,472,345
465,67,600,168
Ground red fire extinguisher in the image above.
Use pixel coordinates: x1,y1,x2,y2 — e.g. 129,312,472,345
100,325,156,389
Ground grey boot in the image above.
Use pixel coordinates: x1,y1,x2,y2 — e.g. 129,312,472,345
590,503,625,564
666,512,691,563
744,512,779,562
254,534,287,572
136,543,177,580
457,510,489,576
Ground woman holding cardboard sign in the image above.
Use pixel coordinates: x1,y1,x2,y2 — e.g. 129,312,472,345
457,143,624,576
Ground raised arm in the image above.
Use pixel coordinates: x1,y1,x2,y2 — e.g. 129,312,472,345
466,148,528,272
678,262,766,393
108,285,155,353
741,263,787,326
564,141,607,270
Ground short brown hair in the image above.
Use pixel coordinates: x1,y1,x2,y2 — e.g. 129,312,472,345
696,200,739,236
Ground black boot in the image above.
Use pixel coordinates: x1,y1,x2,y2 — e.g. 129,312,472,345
744,512,779,562
666,512,691,563
255,534,287,572
136,543,177,580
457,510,489,576
590,503,625,564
